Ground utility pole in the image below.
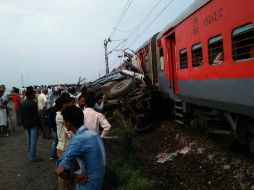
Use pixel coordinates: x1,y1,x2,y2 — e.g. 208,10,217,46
20,73,24,87
104,39,110,74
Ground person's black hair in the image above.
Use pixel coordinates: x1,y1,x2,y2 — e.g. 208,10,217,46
81,86,87,96
55,96,74,111
78,94,86,101
69,87,76,94
86,90,95,96
69,97,75,102
85,94,95,108
13,88,19,94
26,89,35,99
55,97,64,111
62,105,84,129
60,92,70,98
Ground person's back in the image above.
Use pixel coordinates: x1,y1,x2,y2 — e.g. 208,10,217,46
84,94,111,138
12,93,21,110
20,88,41,161
37,92,48,110
83,108,100,132
20,99,40,129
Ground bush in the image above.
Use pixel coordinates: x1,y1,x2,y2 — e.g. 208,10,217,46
116,166,154,190
103,114,154,190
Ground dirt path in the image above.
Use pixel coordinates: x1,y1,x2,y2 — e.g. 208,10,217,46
0,109,57,190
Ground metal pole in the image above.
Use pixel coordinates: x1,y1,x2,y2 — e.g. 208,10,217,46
104,39,109,74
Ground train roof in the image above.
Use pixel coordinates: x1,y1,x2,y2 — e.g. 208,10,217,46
135,32,159,53
157,0,210,39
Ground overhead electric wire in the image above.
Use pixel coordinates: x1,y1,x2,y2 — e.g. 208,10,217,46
108,39,127,54
123,0,163,45
109,0,163,53
115,27,138,33
109,0,132,39
127,0,175,48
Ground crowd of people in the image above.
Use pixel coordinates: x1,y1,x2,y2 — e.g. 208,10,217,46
0,83,112,190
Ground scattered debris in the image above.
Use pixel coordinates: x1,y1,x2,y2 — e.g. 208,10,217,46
179,146,191,155
156,146,191,163
223,165,231,170
208,154,214,160
197,147,205,154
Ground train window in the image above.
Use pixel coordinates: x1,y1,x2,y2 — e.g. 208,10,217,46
192,43,203,67
209,35,224,65
159,48,164,71
145,54,149,72
232,23,254,61
180,49,188,69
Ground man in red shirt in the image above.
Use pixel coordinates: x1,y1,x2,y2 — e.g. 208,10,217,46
12,87,21,127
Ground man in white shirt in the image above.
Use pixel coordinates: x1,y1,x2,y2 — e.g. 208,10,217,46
38,88,48,110
37,88,51,138
83,94,111,138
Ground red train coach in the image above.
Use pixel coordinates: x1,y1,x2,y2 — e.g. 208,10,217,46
136,33,159,87
136,0,254,150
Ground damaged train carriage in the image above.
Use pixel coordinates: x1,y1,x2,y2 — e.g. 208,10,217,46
136,0,254,151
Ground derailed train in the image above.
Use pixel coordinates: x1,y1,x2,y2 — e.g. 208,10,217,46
135,0,254,150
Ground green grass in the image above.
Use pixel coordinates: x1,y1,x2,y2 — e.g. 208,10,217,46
104,111,155,190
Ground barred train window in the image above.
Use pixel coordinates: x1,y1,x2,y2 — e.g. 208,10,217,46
179,49,188,69
232,23,254,61
145,54,149,72
159,48,164,71
209,35,224,65
192,43,203,67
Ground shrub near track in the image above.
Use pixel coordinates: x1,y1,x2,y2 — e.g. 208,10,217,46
103,113,154,190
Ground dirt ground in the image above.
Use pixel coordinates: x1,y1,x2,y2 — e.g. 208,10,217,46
2,104,254,190
135,120,254,190
0,108,57,190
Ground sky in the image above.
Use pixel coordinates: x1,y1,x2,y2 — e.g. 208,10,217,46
0,0,194,89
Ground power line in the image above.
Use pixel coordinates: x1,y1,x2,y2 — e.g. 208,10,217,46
115,0,163,34
133,0,163,34
127,0,175,48
109,0,163,53
108,39,127,54
115,27,138,33
109,0,132,39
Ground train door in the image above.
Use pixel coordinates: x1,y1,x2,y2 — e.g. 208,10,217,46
157,42,171,98
166,33,179,94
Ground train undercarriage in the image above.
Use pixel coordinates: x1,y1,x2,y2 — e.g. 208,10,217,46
174,100,254,154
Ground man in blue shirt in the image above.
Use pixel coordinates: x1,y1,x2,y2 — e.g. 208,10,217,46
55,106,105,190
